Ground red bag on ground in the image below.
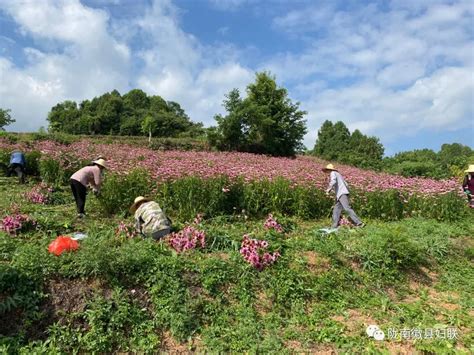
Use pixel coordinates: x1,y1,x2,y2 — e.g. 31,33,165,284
48,236,79,256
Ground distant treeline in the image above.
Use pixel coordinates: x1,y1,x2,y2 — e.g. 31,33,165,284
47,89,205,138
5,71,471,178
311,120,473,179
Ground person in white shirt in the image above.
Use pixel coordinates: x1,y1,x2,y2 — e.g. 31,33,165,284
323,164,364,229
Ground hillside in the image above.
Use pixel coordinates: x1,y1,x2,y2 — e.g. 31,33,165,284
0,136,473,353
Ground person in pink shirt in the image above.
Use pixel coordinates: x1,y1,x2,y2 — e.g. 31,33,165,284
70,159,107,218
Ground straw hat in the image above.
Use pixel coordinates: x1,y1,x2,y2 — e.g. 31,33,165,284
129,196,151,214
92,158,107,169
465,164,474,173
322,163,338,172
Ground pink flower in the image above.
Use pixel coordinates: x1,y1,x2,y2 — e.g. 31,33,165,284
264,214,284,233
0,213,36,235
239,234,280,271
168,225,206,253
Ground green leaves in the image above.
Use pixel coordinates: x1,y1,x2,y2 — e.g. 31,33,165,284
210,72,307,157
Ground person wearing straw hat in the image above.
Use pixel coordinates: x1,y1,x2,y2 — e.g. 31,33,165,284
130,196,172,240
70,159,107,218
462,164,474,208
322,163,364,228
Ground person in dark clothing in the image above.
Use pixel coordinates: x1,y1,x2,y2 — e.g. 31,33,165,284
462,165,474,208
7,150,26,183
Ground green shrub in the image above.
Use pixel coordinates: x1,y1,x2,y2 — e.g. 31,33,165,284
0,265,41,316
39,156,89,186
158,175,243,220
24,151,41,176
0,131,18,143
345,225,425,280
0,148,9,174
98,169,153,215
156,177,468,222
39,158,61,185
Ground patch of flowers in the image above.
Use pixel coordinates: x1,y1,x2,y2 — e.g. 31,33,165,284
0,213,36,235
168,225,206,253
263,213,284,233
240,234,281,271
115,221,138,238
0,137,460,195
24,183,53,204
338,216,352,227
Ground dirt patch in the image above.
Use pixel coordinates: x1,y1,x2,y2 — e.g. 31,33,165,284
254,291,272,316
381,341,419,355
0,278,112,340
35,277,113,337
49,278,109,313
285,340,336,354
160,331,199,353
407,267,438,291
331,309,377,334
302,251,331,273
45,278,112,320
0,305,24,337
212,252,230,260
129,287,153,312
403,282,460,313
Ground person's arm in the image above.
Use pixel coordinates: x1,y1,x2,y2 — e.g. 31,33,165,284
326,171,337,193
91,167,102,191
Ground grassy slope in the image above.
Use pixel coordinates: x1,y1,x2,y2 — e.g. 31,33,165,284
0,177,473,354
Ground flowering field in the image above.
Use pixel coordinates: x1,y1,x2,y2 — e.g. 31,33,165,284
0,138,460,195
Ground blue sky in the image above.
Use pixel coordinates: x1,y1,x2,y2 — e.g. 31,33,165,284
0,0,473,155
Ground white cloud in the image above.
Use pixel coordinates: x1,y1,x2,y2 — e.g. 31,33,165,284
300,66,473,148
268,0,474,147
0,0,131,131
133,0,253,123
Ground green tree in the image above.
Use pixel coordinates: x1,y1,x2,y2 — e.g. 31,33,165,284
0,108,15,130
47,101,80,133
313,120,384,169
142,114,159,142
313,120,351,160
209,89,247,151
438,143,472,169
46,89,201,137
210,72,307,156
345,129,384,169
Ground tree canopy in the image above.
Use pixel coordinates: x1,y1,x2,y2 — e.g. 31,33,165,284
384,143,473,179
0,108,15,131
209,72,307,157
313,120,384,169
47,89,204,138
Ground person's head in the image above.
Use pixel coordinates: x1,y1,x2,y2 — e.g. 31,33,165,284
322,164,338,174
129,196,152,214
92,158,107,171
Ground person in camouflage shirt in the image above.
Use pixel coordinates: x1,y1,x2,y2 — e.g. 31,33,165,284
130,196,172,240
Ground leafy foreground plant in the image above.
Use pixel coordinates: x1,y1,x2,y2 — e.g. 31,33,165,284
0,178,472,354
